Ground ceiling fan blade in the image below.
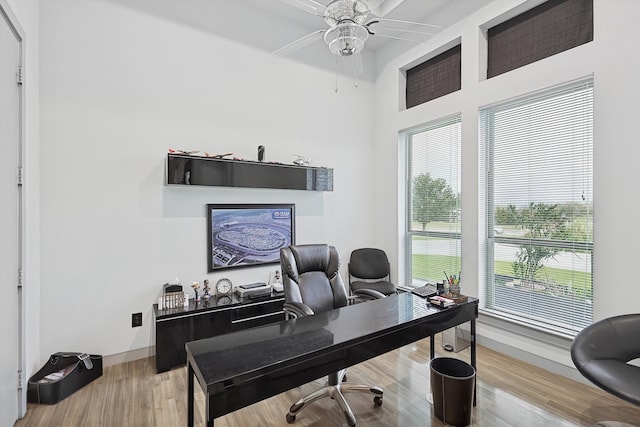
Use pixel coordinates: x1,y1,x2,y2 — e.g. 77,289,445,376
372,33,422,43
365,0,385,10
277,0,326,16
271,29,325,57
375,18,442,30
366,18,442,42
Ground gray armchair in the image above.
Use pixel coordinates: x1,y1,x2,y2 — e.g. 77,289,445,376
280,244,383,426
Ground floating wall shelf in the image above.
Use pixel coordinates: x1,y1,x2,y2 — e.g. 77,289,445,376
166,154,333,191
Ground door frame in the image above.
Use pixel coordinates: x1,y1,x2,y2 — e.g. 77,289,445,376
0,0,26,418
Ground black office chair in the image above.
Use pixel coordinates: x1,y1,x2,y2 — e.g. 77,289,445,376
348,248,397,300
571,314,640,411
280,244,383,426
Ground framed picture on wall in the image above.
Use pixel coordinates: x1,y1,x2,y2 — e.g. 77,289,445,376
206,204,296,272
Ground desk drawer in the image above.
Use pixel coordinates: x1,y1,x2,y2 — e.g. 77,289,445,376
230,300,284,326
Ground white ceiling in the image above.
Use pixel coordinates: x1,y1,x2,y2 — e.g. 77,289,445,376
246,0,492,52
106,0,493,78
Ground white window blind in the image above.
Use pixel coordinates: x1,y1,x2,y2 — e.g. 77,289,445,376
480,79,593,335
405,116,461,287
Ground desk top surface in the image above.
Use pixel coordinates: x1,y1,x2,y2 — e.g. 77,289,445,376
186,292,477,394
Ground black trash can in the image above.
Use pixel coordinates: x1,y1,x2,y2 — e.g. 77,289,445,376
430,357,475,427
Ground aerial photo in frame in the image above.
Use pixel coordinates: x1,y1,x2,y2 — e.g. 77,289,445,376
207,204,295,272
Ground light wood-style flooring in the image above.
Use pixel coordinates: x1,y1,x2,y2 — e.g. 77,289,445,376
15,337,640,427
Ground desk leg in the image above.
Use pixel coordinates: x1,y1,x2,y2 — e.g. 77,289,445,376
188,362,194,427
471,319,476,406
430,335,435,360
206,392,213,427
470,319,476,370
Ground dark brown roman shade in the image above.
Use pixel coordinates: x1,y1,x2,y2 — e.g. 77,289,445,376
405,44,461,109
487,0,593,78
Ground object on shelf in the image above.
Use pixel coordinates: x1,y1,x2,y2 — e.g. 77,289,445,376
215,278,233,295
293,154,310,166
163,282,182,294
158,291,186,310
204,152,233,159
192,282,201,302
202,279,211,299
168,148,198,155
235,282,272,298
270,270,283,293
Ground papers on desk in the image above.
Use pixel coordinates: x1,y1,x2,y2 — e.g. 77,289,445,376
429,295,455,308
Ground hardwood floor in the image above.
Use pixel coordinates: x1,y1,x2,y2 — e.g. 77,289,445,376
15,338,640,427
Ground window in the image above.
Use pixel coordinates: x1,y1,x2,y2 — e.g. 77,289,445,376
405,116,461,287
487,0,593,78
480,79,593,335
405,44,461,109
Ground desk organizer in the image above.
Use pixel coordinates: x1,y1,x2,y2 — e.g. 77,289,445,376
27,352,103,404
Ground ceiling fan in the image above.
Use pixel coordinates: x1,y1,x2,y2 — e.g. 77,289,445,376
274,0,442,77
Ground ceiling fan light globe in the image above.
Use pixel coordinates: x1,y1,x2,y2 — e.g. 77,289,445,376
324,22,369,56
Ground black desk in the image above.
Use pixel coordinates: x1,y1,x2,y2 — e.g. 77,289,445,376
186,292,478,427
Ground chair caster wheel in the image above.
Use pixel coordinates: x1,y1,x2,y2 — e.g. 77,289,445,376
286,413,296,424
374,396,383,407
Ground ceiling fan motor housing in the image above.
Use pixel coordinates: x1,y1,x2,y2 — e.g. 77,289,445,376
324,22,369,56
323,0,371,56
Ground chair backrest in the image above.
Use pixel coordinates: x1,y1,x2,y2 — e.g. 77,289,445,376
280,244,348,314
571,313,640,406
572,314,640,365
348,248,390,281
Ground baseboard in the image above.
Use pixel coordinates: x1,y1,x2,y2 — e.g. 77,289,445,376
102,346,155,368
476,334,591,386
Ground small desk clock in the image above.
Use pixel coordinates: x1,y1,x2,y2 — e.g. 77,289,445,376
215,278,233,295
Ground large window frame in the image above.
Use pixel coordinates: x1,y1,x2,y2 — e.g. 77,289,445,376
404,116,461,288
481,79,594,336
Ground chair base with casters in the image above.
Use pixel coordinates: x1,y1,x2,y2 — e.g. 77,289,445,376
286,369,383,426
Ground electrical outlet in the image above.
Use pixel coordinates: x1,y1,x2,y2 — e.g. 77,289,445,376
132,312,142,328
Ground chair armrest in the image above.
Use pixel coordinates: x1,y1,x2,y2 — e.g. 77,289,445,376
283,302,315,319
353,288,387,300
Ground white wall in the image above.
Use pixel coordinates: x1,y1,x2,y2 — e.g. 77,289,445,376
34,0,640,377
374,0,640,369
38,0,377,363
